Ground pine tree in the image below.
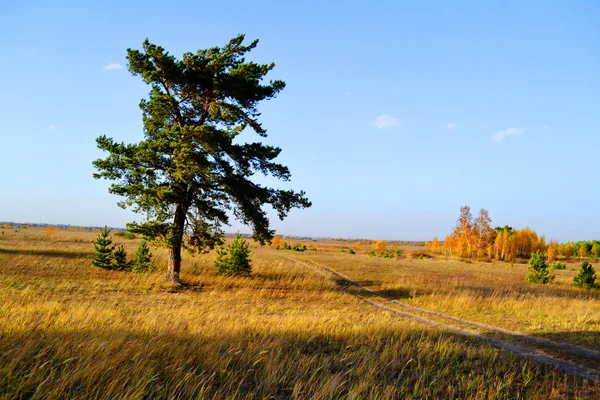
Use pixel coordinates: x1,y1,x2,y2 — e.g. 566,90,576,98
215,234,252,276
573,261,597,289
114,245,130,271
92,226,115,269
526,251,554,284
132,240,154,273
93,36,310,282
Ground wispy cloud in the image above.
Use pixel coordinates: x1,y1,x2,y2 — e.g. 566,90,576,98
370,114,401,130
48,125,56,131
344,91,351,96
447,122,457,132
103,63,123,71
493,128,525,142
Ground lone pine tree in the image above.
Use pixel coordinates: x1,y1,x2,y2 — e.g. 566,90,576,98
93,35,310,282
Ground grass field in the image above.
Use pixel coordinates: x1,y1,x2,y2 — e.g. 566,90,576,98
1,228,600,399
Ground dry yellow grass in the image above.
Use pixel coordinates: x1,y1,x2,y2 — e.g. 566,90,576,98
0,228,599,399
297,245,600,350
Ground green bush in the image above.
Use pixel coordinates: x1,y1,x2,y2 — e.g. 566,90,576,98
131,240,155,273
573,261,597,289
340,249,346,253
394,249,403,258
380,250,395,258
552,261,567,270
526,251,554,284
92,226,115,270
126,232,137,240
114,231,126,237
348,249,355,255
215,234,252,276
292,244,307,252
367,250,376,257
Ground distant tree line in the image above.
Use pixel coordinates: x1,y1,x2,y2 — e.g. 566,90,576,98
431,206,599,262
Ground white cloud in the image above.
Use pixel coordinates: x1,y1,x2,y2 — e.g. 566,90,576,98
344,91,351,96
103,63,123,71
48,125,56,131
370,114,401,130
447,122,457,132
493,128,525,142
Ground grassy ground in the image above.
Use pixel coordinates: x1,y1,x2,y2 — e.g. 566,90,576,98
299,245,600,350
0,228,599,399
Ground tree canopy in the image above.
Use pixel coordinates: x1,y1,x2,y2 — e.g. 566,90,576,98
93,35,311,281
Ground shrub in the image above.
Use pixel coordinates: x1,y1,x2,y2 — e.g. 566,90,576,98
573,261,597,289
215,234,252,276
114,245,131,271
132,240,155,273
340,249,346,253
526,251,554,284
394,249,403,258
45,225,59,238
380,250,395,258
114,231,126,237
92,226,115,270
292,244,307,252
552,261,567,270
367,250,376,257
126,232,137,240
348,249,356,255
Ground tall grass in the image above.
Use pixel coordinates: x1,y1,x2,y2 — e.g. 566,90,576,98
0,229,598,398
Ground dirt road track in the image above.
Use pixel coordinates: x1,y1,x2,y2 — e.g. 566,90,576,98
280,255,600,383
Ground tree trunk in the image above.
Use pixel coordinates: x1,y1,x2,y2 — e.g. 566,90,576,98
167,243,181,282
166,203,186,283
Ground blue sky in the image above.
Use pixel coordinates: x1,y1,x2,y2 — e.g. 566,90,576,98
1,1,598,241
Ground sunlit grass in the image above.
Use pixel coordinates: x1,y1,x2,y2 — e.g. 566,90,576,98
295,247,600,349
0,229,599,398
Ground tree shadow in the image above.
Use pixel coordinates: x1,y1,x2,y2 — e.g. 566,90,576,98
0,325,596,399
0,247,90,259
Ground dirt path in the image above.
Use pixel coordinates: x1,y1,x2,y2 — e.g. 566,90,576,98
280,255,600,383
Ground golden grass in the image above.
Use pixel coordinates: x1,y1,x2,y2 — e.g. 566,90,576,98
296,247,600,350
0,229,599,399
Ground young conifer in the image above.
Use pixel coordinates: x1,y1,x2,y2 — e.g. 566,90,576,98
114,245,130,271
132,240,154,273
215,234,252,276
573,260,597,289
526,251,555,284
92,226,115,269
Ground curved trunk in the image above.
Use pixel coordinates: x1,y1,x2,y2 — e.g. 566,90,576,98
166,203,186,282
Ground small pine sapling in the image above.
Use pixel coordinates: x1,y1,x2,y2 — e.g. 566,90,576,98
92,226,115,269
215,234,252,276
114,245,131,271
573,261,597,289
526,251,554,284
552,261,567,270
132,240,155,273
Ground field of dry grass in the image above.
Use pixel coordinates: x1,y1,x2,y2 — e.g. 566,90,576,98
301,243,600,350
1,228,599,399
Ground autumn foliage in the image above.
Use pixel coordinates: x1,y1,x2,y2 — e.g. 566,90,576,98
45,226,59,238
371,240,386,252
271,236,285,248
440,206,548,261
